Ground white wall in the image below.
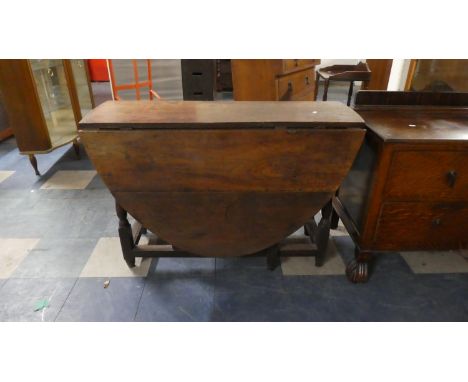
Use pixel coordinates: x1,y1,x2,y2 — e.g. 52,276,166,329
388,59,411,90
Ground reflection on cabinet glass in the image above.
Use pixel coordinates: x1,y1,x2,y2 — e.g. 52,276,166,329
0,59,94,175
70,59,94,116
406,59,468,92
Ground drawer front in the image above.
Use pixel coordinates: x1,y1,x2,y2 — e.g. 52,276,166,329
385,150,468,201
276,69,315,101
282,59,317,72
373,202,468,250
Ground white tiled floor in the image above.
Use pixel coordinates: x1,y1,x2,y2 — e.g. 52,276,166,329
40,170,97,190
281,240,345,276
80,237,152,277
401,250,468,274
0,238,41,278
0,171,14,184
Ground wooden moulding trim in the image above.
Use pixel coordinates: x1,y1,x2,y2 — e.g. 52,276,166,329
18,134,78,155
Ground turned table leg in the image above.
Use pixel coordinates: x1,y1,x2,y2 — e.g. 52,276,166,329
116,201,136,267
28,154,40,176
346,247,372,283
314,200,333,266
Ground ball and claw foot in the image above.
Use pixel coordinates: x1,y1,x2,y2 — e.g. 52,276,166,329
346,259,369,283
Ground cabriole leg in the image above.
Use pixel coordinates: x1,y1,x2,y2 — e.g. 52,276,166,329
28,154,40,176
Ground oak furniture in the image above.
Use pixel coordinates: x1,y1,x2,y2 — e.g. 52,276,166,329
79,100,365,268
314,62,371,106
334,91,468,283
0,59,94,175
361,60,393,90
231,59,320,101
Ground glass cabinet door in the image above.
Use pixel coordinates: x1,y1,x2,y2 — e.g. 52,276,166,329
410,59,468,92
30,59,77,147
70,59,93,117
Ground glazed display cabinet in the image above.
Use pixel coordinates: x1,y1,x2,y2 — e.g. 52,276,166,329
0,59,95,175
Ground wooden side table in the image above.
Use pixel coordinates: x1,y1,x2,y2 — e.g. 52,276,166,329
314,62,372,106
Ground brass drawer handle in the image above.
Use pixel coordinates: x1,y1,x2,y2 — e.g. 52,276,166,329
446,170,458,188
288,82,293,92
305,76,310,85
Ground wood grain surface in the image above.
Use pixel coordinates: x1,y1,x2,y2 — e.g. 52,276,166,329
80,101,365,256
79,100,363,129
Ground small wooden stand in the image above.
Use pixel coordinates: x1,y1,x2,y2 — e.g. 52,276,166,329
116,200,333,270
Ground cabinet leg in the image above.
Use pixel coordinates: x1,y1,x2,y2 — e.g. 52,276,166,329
72,139,80,159
28,154,40,176
116,201,136,268
346,247,372,283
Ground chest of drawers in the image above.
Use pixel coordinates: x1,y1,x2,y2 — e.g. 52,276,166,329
334,91,468,282
231,59,320,101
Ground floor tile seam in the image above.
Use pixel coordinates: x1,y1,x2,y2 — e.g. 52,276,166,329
133,275,150,321
53,277,79,322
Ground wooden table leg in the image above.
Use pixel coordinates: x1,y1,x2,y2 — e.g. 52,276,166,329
116,201,136,267
313,72,320,101
347,81,354,106
314,200,332,266
330,189,340,229
322,79,330,101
